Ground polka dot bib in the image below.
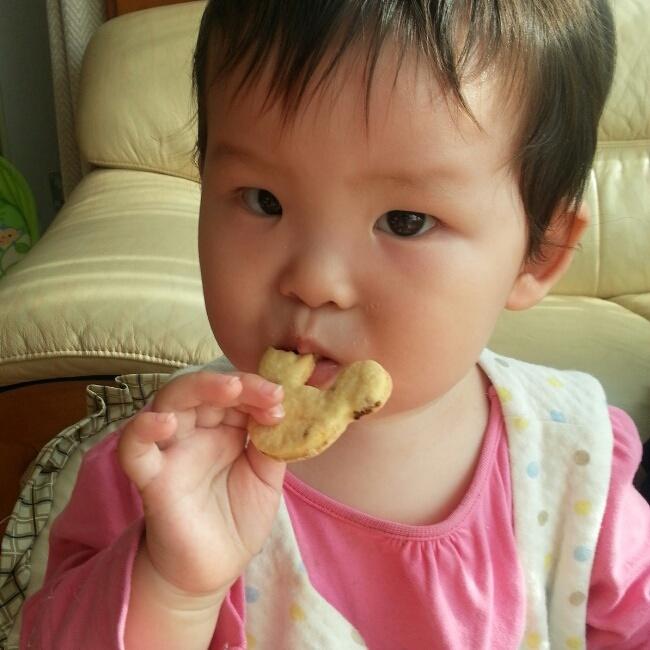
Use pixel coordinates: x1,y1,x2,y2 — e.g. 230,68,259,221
211,350,613,648
479,350,612,649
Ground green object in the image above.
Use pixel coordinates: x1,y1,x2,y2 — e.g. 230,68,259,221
0,155,39,278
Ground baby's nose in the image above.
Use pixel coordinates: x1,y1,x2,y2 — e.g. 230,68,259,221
278,242,357,310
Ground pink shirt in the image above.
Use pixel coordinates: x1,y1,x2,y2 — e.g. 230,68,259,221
21,389,650,649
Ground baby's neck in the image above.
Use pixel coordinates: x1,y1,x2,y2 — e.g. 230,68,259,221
288,365,491,526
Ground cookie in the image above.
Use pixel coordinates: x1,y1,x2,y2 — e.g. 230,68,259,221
248,347,392,462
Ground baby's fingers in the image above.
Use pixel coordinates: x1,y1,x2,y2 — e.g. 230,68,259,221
118,411,176,491
236,402,285,427
235,373,284,409
154,371,243,414
188,372,284,429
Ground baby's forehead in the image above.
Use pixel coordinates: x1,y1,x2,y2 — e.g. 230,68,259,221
205,47,520,185
208,44,521,159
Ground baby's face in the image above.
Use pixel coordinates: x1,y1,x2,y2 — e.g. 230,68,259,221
198,47,529,416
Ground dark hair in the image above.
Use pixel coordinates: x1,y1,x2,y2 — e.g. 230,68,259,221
192,0,616,260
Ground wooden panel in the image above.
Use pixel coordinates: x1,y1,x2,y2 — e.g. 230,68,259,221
106,0,195,19
0,378,117,536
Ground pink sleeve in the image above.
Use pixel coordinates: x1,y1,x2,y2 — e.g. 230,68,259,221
586,407,650,648
20,429,144,649
20,423,247,649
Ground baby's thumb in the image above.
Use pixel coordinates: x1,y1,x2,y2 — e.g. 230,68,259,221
118,411,176,491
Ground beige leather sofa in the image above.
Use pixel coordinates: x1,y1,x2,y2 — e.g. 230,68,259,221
0,0,648,525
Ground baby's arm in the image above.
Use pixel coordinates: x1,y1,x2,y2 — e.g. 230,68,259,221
21,370,286,649
20,429,244,649
117,371,286,649
587,407,650,647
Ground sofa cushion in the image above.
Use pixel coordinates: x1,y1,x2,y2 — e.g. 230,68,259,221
612,293,650,321
596,0,650,143
538,0,650,297
0,168,219,386
77,1,206,182
555,145,650,298
489,296,650,442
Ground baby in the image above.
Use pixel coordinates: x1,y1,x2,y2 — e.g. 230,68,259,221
22,1,650,648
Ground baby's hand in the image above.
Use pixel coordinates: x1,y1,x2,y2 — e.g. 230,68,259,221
118,370,286,597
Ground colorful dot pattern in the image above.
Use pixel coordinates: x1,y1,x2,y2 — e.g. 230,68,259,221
481,350,612,650
245,585,259,603
243,498,369,648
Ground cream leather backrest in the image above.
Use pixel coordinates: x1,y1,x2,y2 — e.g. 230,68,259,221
555,0,650,304
78,0,649,306
77,1,206,183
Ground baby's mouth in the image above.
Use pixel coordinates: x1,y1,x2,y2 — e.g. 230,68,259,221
277,345,342,389
305,356,341,389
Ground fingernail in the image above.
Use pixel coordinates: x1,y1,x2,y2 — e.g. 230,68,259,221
225,375,241,387
269,404,285,418
263,383,283,398
154,412,174,423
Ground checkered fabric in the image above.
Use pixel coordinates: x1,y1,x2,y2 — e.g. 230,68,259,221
0,373,169,646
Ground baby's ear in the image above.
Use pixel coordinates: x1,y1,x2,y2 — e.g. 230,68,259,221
506,202,589,311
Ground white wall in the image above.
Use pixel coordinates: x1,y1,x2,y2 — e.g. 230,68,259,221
0,0,61,233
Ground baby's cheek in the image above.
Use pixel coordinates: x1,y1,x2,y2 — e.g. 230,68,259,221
211,327,263,377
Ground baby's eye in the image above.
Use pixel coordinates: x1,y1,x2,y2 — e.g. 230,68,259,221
375,210,438,237
241,188,283,216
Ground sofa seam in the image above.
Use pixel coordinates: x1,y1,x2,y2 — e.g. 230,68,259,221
592,168,602,297
0,350,189,366
595,139,650,149
86,159,200,183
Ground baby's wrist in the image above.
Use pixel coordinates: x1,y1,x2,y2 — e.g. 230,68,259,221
126,543,227,649
134,544,228,613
